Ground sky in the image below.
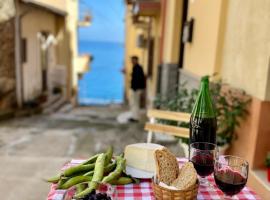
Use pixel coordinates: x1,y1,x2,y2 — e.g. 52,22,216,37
79,0,125,43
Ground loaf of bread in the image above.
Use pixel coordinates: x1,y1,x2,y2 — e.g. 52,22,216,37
154,148,197,191
154,147,179,185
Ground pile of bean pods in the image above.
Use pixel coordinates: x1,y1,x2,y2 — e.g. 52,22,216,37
46,147,138,199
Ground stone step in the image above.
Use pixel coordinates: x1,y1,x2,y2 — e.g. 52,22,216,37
43,96,67,114
57,103,73,113
15,107,42,117
41,94,61,109
0,109,15,121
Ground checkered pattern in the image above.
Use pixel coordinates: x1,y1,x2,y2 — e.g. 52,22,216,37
47,158,261,200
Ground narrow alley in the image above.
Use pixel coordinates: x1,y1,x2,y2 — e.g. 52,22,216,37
0,106,146,200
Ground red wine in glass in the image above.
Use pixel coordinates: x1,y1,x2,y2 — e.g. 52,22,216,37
214,155,249,199
191,154,214,177
214,170,247,196
189,142,218,187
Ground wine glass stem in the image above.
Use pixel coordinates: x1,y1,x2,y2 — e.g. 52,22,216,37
199,176,212,188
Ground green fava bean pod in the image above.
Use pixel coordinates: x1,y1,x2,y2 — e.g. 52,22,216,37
83,161,116,177
102,157,126,183
57,177,69,189
76,183,87,194
105,146,113,165
59,176,93,189
74,153,106,199
80,154,100,165
105,162,116,172
45,174,61,183
83,170,94,177
63,163,95,177
110,177,133,185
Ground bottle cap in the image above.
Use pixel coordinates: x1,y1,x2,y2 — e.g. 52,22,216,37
201,76,209,83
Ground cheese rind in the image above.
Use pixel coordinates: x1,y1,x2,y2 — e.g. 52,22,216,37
124,143,164,172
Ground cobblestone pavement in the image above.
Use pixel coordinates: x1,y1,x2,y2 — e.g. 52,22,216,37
0,106,183,200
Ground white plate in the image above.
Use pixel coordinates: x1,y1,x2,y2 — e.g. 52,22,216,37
125,165,154,179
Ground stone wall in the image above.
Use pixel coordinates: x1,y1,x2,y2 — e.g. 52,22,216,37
159,63,179,98
0,19,16,110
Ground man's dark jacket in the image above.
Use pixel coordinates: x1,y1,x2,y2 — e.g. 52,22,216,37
131,64,146,91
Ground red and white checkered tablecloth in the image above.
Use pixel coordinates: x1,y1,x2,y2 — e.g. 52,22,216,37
47,158,261,200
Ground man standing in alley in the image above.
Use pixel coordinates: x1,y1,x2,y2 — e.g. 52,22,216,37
129,56,146,122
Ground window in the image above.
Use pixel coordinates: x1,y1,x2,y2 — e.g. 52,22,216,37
21,38,27,63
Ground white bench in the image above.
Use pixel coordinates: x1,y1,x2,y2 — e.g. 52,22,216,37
144,109,191,143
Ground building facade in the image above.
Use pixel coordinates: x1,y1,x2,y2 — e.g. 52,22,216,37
0,0,90,112
125,0,270,198
0,18,16,111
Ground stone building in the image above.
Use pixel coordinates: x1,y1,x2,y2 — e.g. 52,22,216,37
0,19,16,110
0,0,90,113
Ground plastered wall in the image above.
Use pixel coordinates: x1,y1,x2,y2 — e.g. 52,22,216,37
221,0,270,101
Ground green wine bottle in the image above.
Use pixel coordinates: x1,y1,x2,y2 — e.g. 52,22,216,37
189,76,217,144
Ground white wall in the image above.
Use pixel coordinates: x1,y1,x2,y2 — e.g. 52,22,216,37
21,8,56,101
66,0,79,89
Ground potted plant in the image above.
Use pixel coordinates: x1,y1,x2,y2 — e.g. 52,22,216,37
154,79,251,157
212,82,251,154
154,84,196,157
265,152,270,182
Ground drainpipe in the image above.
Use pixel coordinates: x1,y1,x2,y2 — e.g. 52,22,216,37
159,0,167,64
14,0,23,108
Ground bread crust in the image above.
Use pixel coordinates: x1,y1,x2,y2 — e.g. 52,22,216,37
171,162,197,190
154,147,179,185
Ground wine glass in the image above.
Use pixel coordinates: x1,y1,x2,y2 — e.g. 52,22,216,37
189,142,218,187
214,155,249,199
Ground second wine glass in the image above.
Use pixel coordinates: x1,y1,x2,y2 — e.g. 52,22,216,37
189,142,218,187
214,155,249,199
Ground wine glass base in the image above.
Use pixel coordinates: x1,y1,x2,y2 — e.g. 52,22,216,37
222,195,237,200
199,177,214,189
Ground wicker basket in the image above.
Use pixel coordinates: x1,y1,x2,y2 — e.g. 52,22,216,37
152,179,199,200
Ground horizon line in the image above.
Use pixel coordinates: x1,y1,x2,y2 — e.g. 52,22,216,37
79,39,124,44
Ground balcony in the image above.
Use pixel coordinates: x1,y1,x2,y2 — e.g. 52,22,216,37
132,0,160,17
125,0,135,4
21,0,67,16
75,54,91,76
78,13,92,27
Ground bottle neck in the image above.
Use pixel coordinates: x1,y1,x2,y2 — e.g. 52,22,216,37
199,81,209,93
192,81,215,118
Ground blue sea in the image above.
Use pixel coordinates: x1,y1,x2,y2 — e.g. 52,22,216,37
78,41,124,105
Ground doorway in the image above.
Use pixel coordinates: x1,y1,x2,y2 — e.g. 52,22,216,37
40,32,49,93
178,0,189,69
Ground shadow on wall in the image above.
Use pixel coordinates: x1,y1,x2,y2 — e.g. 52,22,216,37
0,19,16,110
